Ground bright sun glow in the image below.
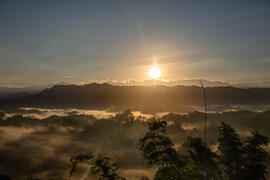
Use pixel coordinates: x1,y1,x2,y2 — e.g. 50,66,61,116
149,67,161,79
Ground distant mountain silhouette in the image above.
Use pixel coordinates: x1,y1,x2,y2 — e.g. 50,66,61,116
1,83,270,111
0,91,29,101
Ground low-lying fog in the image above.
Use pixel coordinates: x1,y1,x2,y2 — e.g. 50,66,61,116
0,106,270,179
3,104,270,120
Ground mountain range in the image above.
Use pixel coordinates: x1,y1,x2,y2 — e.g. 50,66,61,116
1,83,270,112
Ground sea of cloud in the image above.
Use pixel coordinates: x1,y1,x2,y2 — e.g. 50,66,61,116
0,108,270,179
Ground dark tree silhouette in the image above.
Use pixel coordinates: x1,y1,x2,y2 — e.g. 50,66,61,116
69,119,268,180
70,152,126,180
183,137,222,179
218,122,245,180
139,119,184,168
243,130,268,180
139,119,190,180
70,152,94,177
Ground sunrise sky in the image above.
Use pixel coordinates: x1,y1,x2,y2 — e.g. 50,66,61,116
1,0,270,87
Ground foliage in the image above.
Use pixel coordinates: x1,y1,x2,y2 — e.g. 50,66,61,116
153,166,190,180
139,119,190,179
70,152,126,180
140,120,268,180
183,137,222,179
70,152,94,176
68,118,269,180
243,130,268,180
139,119,185,168
217,122,245,179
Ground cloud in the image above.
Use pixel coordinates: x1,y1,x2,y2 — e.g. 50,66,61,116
0,110,270,179
77,78,270,88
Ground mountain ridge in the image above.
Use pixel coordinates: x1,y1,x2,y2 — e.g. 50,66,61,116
1,83,270,111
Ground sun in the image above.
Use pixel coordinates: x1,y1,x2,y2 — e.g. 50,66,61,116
149,67,161,79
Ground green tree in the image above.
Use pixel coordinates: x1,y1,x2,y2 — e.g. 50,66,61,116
218,122,244,180
243,130,268,180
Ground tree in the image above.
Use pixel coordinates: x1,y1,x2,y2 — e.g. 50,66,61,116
243,130,268,180
69,119,269,180
153,166,195,180
139,119,189,180
139,119,184,168
218,122,244,180
183,137,222,179
70,152,126,180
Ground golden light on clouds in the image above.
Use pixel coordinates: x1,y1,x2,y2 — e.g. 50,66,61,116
149,67,161,79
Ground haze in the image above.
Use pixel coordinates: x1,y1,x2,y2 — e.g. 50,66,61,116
1,0,270,87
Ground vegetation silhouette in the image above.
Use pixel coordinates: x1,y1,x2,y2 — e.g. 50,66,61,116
182,137,222,179
69,119,268,179
70,153,126,180
139,119,190,180
217,122,245,179
243,130,268,179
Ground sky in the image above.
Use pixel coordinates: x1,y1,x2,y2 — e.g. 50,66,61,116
0,0,270,87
